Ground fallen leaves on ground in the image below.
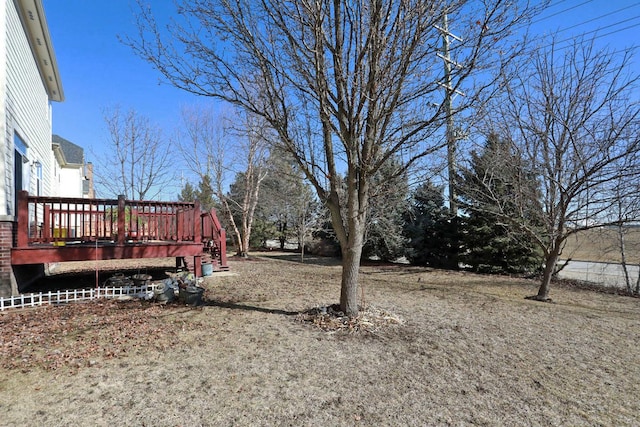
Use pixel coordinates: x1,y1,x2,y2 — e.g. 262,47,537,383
296,304,404,333
0,299,189,373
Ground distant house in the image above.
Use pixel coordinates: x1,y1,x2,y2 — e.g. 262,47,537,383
0,0,63,296
52,135,94,198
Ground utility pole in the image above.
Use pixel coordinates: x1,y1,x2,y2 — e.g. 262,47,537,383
437,10,464,270
436,11,463,217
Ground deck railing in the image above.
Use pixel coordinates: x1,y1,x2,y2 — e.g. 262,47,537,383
16,191,202,247
14,191,228,271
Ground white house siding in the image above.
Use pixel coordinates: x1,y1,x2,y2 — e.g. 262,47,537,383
57,167,84,198
3,0,53,216
0,2,8,216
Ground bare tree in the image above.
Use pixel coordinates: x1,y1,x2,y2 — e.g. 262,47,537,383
477,37,640,301
226,115,270,256
176,104,226,184
295,189,319,263
96,107,173,200
610,175,640,295
178,106,268,257
129,0,543,316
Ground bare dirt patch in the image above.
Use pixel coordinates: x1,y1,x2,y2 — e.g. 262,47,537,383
1,252,640,426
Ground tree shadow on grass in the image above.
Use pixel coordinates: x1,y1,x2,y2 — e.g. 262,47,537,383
202,299,299,316
254,252,342,267
255,252,415,269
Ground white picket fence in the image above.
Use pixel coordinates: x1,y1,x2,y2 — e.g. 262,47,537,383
0,285,156,312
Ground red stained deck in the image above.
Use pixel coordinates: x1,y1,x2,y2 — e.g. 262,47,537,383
11,191,228,275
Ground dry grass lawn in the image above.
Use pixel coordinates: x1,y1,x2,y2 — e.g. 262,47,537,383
1,253,640,426
563,227,640,264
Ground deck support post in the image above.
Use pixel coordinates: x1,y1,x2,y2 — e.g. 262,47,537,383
219,228,228,270
193,255,202,277
194,201,201,244
117,195,125,245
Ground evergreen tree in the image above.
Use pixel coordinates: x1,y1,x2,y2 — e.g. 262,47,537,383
256,148,318,250
197,174,216,211
178,181,197,203
310,215,342,257
249,217,278,248
403,181,458,269
178,177,217,211
458,134,543,274
363,158,410,261
309,161,408,261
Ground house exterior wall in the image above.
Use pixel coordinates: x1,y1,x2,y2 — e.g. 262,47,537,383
56,166,84,198
3,0,53,217
51,135,93,198
0,2,8,217
0,221,16,296
1,1,61,297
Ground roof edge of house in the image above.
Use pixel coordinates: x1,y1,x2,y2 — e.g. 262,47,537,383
15,0,64,102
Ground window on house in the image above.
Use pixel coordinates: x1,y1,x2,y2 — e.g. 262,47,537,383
14,133,27,155
13,133,29,214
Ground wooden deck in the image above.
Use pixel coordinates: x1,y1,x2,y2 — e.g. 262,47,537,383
11,191,228,275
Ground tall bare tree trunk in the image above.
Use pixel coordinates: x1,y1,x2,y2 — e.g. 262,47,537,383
616,223,633,293
534,238,563,301
335,221,364,314
536,253,557,301
341,241,363,316
216,186,244,256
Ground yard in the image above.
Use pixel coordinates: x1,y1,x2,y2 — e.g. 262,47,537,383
1,252,639,426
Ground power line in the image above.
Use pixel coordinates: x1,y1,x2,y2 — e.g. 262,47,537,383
473,29,639,78
591,20,640,42
445,2,640,90
517,2,640,58
554,4,640,34
552,16,640,47
531,0,595,25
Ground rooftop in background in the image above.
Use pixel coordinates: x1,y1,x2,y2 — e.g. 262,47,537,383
52,134,84,166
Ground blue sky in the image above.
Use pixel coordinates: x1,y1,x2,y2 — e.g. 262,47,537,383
43,0,640,196
44,1,202,150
